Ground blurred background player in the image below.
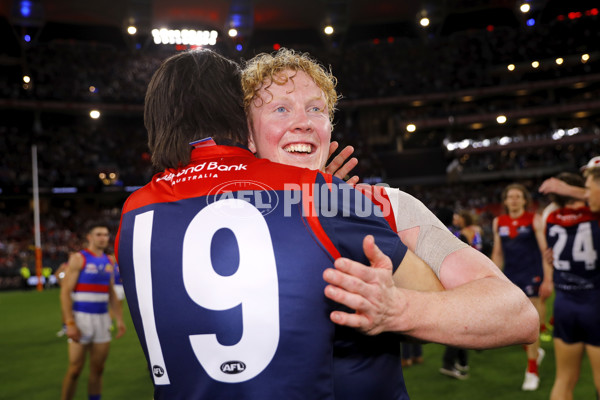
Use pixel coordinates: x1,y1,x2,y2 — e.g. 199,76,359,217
491,183,547,391
539,156,600,203
401,341,424,368
60,222,125,400
454,210,483,252
541,172,600,400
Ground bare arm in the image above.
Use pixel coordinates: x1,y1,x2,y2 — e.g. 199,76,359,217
490,217,503,269
536,211,554,299
108,279,126,339
533,212,550,299
324,237,539,348
392,249,444,292
106,255,126,339
60,252,84,342
539,177,587,200
392,192,537,347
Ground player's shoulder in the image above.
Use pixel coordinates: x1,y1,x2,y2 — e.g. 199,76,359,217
496,214,509,223
69,251,85,269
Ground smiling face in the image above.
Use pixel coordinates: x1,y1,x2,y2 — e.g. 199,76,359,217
247,69,332,171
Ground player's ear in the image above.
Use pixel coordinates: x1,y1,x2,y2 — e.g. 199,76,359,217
247,129,257,154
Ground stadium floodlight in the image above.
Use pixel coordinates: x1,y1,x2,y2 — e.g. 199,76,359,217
458,139,471,150
520,3,530,13
496,115,507,124
152,29,218,46
20,0,32,17
127,26,137,35
228,28,238,37
531,61,539,68
419,17,430,27
90,110,101,119
23,75,31,83
582,54,590,63
406,124,416,132
498,136,512,145
507,64,515,71
324,26,334,35
555,57,564,65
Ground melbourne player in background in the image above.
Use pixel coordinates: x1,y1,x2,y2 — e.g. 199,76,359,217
60,222,125,400
491,183,547,391
541,172,600,400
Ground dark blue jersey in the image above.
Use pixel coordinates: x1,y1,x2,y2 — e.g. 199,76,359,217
116,144,408,400
497,212,543,295
546,206,600,294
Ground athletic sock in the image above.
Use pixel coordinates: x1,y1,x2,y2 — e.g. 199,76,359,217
527,359,538,375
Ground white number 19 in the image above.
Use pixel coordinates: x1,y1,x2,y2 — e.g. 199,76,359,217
133,199,280,385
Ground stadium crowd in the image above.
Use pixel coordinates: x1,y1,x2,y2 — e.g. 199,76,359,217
0,7,599,288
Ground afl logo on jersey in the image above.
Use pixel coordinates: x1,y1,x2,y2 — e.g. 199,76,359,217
207,180,279,217
220,361,246,374
153,365,165,377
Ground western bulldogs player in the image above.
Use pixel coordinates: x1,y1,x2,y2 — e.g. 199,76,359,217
60,222,126,400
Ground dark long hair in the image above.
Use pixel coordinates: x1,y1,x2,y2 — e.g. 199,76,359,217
144,49,249,170
549,172,585,208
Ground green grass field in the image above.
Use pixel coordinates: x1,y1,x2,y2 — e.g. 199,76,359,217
0,289,596,399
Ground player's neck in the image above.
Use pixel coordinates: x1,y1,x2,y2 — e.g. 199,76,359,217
508,209,524,219
87,246,105,257
565,201,586,210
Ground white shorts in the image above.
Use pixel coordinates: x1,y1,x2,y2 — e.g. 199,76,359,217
114,284,125,301
72,311,112,344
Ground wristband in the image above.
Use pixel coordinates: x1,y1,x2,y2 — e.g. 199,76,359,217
66,319,75,326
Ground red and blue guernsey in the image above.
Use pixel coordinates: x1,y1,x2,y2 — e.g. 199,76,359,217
72,249,114,314
546,206,600,294
496,212,543,296
116,142,409,400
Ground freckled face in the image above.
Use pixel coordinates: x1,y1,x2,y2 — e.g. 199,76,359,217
247,70,332,171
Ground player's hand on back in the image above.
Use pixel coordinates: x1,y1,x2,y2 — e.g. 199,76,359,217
325,141,360,185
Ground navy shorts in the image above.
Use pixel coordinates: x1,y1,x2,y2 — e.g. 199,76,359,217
553,289,600,346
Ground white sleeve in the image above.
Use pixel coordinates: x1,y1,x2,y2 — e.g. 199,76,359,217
384,187,468,278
